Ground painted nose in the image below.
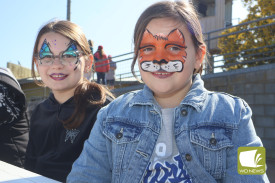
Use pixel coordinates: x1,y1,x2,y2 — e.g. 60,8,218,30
154,48,169,62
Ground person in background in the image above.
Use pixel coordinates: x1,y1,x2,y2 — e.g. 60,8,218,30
84,39,94,81
88,39,94,54
94,45,110,84
0,67,29,168
105,55,117,90
67,1,269,182
24,20,114,182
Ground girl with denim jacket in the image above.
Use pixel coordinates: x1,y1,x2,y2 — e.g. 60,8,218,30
67,1,269,182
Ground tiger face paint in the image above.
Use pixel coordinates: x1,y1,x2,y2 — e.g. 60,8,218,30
139,29,187,73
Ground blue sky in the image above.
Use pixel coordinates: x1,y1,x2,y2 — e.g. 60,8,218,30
0,0,248,70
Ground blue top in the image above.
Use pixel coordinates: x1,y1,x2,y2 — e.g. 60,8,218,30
67,74,269,183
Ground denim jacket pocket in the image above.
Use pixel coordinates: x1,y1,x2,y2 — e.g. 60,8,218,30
103,117,145,176
190,127,234,180
103,117,143,144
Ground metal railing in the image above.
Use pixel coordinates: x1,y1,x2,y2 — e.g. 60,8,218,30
203,15,275,73
23,15,274,102
94,15,274,80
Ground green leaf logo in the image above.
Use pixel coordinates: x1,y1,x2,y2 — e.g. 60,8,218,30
238,147,266,175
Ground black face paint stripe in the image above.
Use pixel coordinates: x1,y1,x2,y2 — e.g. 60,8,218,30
165,44,187,49
139,45,155,50
73,59,80,71
152,59,168,64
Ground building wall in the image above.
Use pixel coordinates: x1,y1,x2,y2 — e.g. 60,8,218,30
198,0,226,52
7,62,32,79
192,0,233,53
192,0,227,32
225,0,233,26
21,82,50,102
203,64,275,159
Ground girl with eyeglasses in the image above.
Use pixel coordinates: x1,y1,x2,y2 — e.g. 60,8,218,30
24,20,114,182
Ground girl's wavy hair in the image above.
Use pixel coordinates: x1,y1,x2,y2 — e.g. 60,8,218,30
131,1,208,78
31,20,114,129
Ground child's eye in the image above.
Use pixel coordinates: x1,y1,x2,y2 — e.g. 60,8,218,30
62,54,75,59
141,47,154,54
44,55,53,58
40,52,53,59
167,45,182,54
62,51,77,58
170,46,181,51
61,51,78,63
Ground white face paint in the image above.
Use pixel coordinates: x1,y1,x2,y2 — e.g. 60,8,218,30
141,60,183,72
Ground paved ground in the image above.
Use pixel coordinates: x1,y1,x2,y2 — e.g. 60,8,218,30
266,159,275,182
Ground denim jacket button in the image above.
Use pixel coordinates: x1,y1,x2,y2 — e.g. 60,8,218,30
185,154,192,161
116,132,123,139
210,138,217,145
181,110,188,116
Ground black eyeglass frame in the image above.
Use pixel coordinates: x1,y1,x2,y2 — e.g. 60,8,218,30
34,50,85,66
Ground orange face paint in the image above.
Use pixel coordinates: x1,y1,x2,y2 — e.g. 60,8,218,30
139,29,187,72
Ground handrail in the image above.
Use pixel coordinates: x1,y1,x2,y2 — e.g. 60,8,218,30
92,15,274,77
207,22,275,41
23,15,274,102
203,15,275,35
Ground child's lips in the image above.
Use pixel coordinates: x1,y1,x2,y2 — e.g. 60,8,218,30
151,71,174,78
50,73,68,80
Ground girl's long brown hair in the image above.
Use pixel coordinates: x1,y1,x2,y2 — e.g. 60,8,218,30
63,78,113,129
31,20,114,129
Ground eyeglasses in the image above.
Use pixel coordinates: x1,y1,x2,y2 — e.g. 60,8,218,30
34,50,84,66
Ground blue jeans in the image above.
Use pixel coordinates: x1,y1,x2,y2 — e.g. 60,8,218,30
96,72,106,84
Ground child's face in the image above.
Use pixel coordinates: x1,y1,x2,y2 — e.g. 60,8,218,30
138,18,203,104
35,32,86,97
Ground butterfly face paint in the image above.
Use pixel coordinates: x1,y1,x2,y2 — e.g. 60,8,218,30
139,29,187,73
39,39,52,59
38,39,79,66
65,41,77,53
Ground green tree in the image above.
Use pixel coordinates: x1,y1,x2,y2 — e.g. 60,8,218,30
218,0,275,71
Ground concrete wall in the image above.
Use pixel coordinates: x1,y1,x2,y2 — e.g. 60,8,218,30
203,64,275,159
7,62,32,79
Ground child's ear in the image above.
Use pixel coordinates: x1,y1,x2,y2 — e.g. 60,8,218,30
85,54,94,72
197,45,206,63
195,45,206,68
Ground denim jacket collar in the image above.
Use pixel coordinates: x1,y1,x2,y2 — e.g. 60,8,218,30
129,74,207,112
180,74,207,112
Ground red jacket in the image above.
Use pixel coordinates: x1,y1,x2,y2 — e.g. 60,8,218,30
94,52,110,73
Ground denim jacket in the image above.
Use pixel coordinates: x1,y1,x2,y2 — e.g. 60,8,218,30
67,74,269,183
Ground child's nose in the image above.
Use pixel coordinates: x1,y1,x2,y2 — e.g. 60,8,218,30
52,57,64,67
154,48,168,61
